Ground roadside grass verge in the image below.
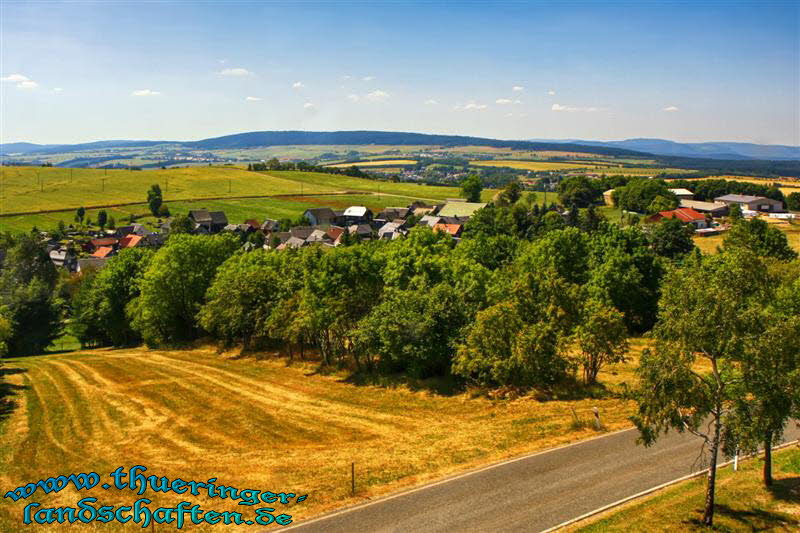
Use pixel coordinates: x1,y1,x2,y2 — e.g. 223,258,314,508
569,444,800,532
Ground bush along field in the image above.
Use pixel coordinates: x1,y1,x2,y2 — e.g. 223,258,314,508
0,175,798,530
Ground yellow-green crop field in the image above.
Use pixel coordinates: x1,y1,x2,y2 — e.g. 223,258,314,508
0,166,481,214
324,159,418,168
469,160,603,171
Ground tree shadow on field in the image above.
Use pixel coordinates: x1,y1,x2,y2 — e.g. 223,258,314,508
342,371,465,397
687,503,799,531
0,366,29,424
768,476,800,502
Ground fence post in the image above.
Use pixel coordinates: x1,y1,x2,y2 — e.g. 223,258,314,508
593,407,601,430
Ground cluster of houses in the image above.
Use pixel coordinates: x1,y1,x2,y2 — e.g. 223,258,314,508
615,187,790,234
239,200,485,250
45,200,488,272
47,222,165,272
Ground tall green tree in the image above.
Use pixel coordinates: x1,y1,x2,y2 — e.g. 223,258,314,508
632,250,771,526
147,184,163,217
723,217,797,260
129,234,239,345
571,298,628,384
460,174,483,203
97,210,108,230
649,218,695,259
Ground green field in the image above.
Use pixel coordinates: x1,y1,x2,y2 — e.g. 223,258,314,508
0,166,492,233
0,193,431,233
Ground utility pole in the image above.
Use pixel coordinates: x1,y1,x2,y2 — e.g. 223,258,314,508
102,178,107,192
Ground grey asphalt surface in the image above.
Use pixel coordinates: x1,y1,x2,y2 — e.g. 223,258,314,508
287,422,800,533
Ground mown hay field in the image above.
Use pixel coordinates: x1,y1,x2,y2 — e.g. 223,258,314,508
694,220,800,255
0,344,641,531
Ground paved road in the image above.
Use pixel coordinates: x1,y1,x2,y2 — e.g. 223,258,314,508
287,423,800,533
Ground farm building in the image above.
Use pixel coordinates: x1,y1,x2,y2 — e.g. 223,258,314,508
668,188,694,200
342,206,373,225
647,207,708,229
437,201,487,218
679,199,729,217
189,209,229,232
713,194,784,213
304,207,339,226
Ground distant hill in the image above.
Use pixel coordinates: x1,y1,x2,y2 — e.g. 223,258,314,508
532,138,800,161
1,131,644,157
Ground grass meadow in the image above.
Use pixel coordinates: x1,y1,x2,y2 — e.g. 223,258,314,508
571,445,800,532
0,341,644,531
0,166,494,232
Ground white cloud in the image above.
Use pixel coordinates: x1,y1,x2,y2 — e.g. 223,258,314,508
365,89,389,102
455,101,488,111
303,102,315,109
341,75,352,80
424,99,438,105
512,86,524,92
53,87,63,93
1,73,30,82
2,73,39,90
131,89,161,97
292,81,305,89
362,76,375,82
496,98,512,105
663,105,679,112
548,89,556,96
245,96,262,102
551,103,605,112
347,94,360,102
219,67,253,77
514,99,522,104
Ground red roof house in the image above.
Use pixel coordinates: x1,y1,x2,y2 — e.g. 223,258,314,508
648,208,708,228
91,246,114,259
119,234,143,249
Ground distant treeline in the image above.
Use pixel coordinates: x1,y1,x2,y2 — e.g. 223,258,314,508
657,156,800,177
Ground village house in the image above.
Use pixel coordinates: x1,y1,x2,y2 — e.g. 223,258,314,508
377,221,406,240
433,222,464,238
303,207,339,226
647,207,708,229
342,206,373,225
49,248,78,271
189,209,229,233
668,188,695,200
679,199,729,217
713,194,784,213
119,234,143,249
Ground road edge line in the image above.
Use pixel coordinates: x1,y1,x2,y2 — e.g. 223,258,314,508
283,426,637,530
541,438,800,533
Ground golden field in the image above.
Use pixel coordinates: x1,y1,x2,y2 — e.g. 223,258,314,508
0,342,644,531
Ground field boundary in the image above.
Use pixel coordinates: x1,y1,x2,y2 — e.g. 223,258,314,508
0,190,428,218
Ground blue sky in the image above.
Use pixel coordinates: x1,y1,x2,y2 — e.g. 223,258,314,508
1,1,798,145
